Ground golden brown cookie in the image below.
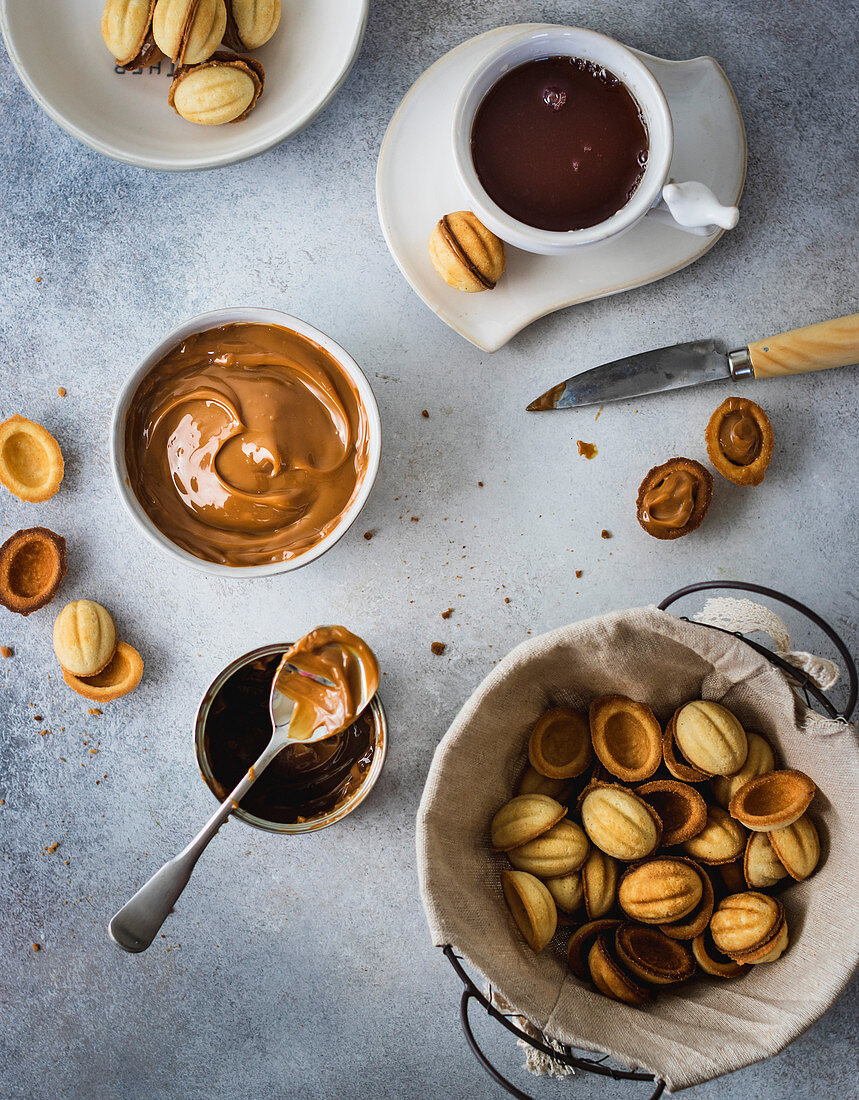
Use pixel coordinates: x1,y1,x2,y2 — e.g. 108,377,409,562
710,891,785,963
62,641,144,702
507,820,589,877
618,856,703,925
589,695,662,782
711,731,776,808
636,457,713,540
168,52,264,125
674,700,748,777
706,396,774,487
528,706,592,778
0,415,64,503
588,934,651,1005
582,846,619,919
567,918,622,980
53,600,118,678
0,527,66,616
767,814,820,881
615,922,695,985
743,832,787,889
501,869,557,951
682,805,746,865
729,769,815,831
490,794,567,852
427,212,506,292
544,871,584,915
662,709,710,782
692,929,748,978
580,783,662,861
636,779,708,846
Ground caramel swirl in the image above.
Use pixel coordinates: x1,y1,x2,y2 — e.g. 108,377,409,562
274,625,380,742
641,470,698,530
125,324,370,566
718,410,762,466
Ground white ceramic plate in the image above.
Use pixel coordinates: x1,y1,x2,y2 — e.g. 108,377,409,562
376,25,747,351
0,0,368,170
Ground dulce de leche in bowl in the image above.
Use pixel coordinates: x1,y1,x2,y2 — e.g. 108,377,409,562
114,310,380,574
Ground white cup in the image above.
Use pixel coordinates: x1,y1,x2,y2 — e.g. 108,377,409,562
110,307,382,578
452,26,739,256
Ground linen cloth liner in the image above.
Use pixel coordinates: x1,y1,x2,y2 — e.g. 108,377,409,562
416,605,859,1092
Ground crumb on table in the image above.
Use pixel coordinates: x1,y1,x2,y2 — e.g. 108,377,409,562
421,409,429,418
57,387,66,397
575,570,583,578
431,642,446,656
1,646,12,658
441,608,453,619
88,708,102,716
601,529,611,539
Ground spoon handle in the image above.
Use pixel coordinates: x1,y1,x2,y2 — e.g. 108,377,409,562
108,738,286,953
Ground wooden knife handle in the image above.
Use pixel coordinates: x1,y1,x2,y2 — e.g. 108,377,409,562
748,313,859,378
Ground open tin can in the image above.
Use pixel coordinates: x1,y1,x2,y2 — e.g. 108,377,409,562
194,642,387,834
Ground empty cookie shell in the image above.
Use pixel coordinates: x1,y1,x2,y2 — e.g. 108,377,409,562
615,922,695,985
618,856,703,924
692,929,748,978
507,819,589,877
529,706,593,779
582,846,619,919
588,934,650,1005
62,641,144,702
0,415,64,503
0,527,66,616
674,700,748,777
501,869,557,952
636,779,708,846
728,769,816,831
491,794,567,852
682,805,746,865
768,814,820,881
544,871,584,915
744,831,788,889
589,695,662,782
711,731,776,808
567,918,622,980
662,710,710,783
660,862,714,941
580,783,662,861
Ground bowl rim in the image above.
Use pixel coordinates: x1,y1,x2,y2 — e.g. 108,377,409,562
193,641,388,833
109,306,382,577
0,0,369,171
451,25,674,251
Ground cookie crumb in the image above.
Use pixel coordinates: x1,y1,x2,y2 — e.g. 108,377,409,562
430,642,446,656
44,842,59,854
478,481,484,487
601,529,611,539
33,715,42,722
441,607,454,620
595,405,604,421
575,569,583,578
88,708,102,716
35,276,42,283
32,943,40,951
1,646,12,658
504,597,511,604
57,387,66,397
421,409,429,418
363,531,373,541
410,516,419,522
576,440,598,459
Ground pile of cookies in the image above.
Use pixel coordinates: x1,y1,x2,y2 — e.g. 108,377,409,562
101,0,281,125
0,413,144,704
490,697,822,1005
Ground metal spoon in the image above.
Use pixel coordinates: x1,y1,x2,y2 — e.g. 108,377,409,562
108,654,375,953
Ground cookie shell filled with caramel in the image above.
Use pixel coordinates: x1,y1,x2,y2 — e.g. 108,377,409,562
706,396,773,486
636,457,713,540
0,527,66,616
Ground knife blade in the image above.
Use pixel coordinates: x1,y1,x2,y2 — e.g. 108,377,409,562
526,313,859,411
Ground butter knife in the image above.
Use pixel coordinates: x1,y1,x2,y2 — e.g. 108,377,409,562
527,313,859,411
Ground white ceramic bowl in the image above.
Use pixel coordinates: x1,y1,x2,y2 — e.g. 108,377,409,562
452,26,674,255
0,0,368,170
110,307,382,577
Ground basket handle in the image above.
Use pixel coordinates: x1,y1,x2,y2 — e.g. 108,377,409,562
445,947,665,1099
658,581,857,721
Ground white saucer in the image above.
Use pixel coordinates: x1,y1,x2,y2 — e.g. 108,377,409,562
0,0,368,171
376,25,747,352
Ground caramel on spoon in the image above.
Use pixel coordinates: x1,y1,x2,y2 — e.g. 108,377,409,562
108,626,379,952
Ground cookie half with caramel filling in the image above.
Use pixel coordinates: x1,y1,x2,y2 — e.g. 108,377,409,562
636,458,713,540
706,396,773,486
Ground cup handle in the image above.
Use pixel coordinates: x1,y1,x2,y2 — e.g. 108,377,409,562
647,180,739,235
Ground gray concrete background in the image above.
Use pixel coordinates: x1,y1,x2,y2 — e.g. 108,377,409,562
1,1,857,1097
